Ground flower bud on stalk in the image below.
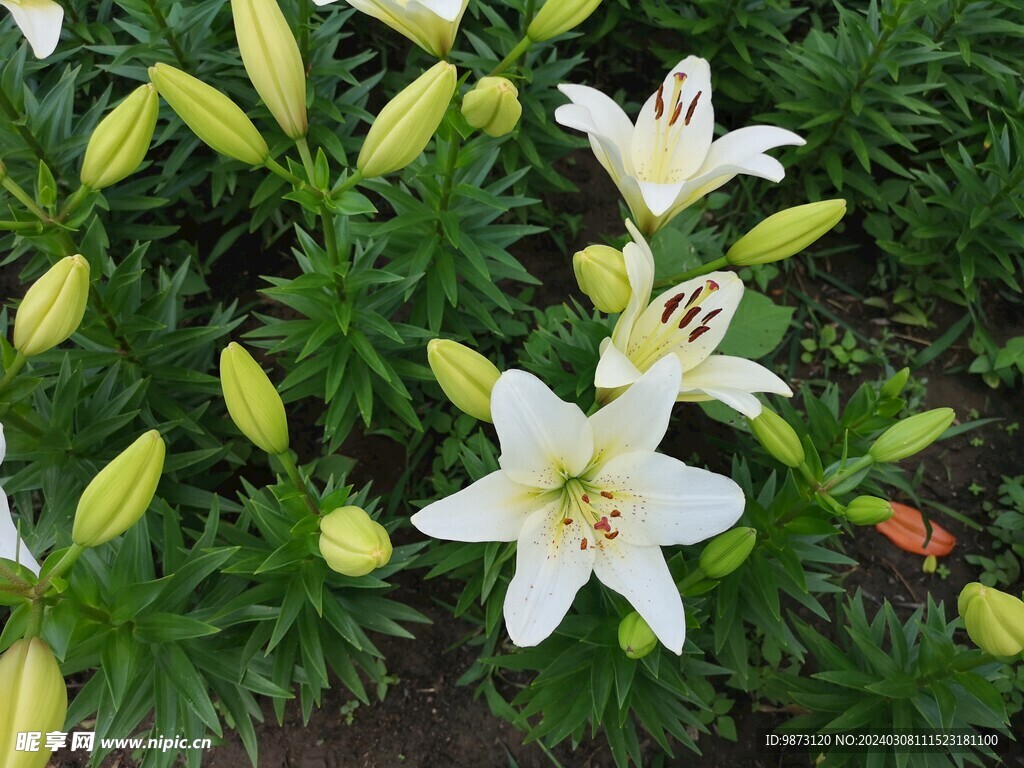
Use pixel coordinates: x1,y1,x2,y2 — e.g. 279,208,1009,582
80,84,159,190
231,0,308,139
573,245,630,313
148,63,270,166
527,0,603,41
958,583,1024,657
880,367,910,398
72,431,166,547
13,255,90,357
726,200,846,267
461,77,522,138
427,339,501,422
747,407,804,468
617,611,658,659
842,496,893,526
319,506,393,577
220,343,289,455
699,527,756,578
357,61,457,178
869,408,955,463
0,638,67,768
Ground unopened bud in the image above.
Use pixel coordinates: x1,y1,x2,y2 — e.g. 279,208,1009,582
80,84,159,190
527,0,603,41
869,408,955,463
13,255,90,357
319,506,393,577
462,77,522,138
72,430,166,547
357,61,457,178
922,555,937,574
573,245,630,313
726,200,846,267
427,339,501,422
747,407,804,468
843,496,893,526
220,342,289,455
958,583,1024,657
699,527,756,578
0,638,67,768
617,611,658,659
231,0,307,139
880,367,910,399
148,63,270,165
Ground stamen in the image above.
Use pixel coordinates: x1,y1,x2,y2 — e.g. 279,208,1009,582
600,491,614,499
581,493,590,503
688,326,711,342
668,101,684,127
701,308,722,324
610,509,621,517
604,531,620,540
684,286,703,308
563,518,573,525
684,91,702,126
661,292,686,324
677,306,701,329
580,538,588,550
594,517,611,533
655,85,665,119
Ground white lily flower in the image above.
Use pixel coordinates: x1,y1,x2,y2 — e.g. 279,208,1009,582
313,0,468,57
555,55,805,234
1,0,63,59
411,356,745,652
595,221,792,418
0,424,41,576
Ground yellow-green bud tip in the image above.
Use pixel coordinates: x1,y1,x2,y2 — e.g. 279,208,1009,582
573,245,630,313
699,526,757,578
13,255,91,357
319,506,393,577
0,638,68,759
726,199,847,267
527,0,604,42
843,496,894,526
869,408,955,463
219,342,290,455
461,77,522,138
747,407,805,468
957,583,1024,657
80,83,159,190
617,611,658,659
427,339,501,423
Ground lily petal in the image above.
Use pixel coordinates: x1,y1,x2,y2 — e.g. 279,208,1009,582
594,337,643,390
504,504,595,646
2,0,63,58
410,470,553,542
698,125,805,176
556,84,635,154
610,220,655,352
678,355,793,417
0,491,40,576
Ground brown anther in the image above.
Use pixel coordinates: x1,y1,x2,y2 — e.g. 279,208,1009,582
677,306,701,329
660,292,686,324
668,101,684,127
600,491,614,499
594,517,611,533
654,84,665,119
684,286,703,308
604,531,620,540
701,308,723,324
610,509,621,518
688,326,711,342
581,493,590,503
580,538,588,550
684,91,702,126
563,518,573,525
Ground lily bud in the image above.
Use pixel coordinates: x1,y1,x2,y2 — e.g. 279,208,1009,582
527,0,603,41
726,200,846,267
573,245,630,313
922,555,937,574
80,84,159,190
617,611,658,659
843,496,893,526
357,61,457,178
461,77,522,138
0,638,67,768
880,367,910,399
699,527,756,578
869,408,955,463
148,63,270,166
72,430,166,547
13,255,90,357
427,339,501,423
747,407,804,468
958,583,1024,657
319,506,393,577
220,342,289,455
231,0,307,139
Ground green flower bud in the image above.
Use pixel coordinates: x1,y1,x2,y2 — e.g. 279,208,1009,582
231,0,307,139
461,77,522,138
617,611,658,659
869,408,955,463
527,0,603,41
220,342,289,455
922,555,937,574
880,367,910,399
13,255,90,357
427,339,501,423
0,638,67,768
726,200,846,267
72,430,166,547
319,506,393,577
148,63,270,166
958,583,1024,657
699,526,757,578
843,496,894,526
357,62,458,178
573,244,630,313
80,84,159,190
747,407,804,468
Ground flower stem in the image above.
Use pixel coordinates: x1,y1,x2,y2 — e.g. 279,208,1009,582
1,174,50,221
491,36,533,76
58,184,94,222
654,257,729,289
0,351,27,392
296,137,317,184
23,599,45,639
276,450,322,517
265,156,310,190
0,220,44,233
32,543,85,597
820,454,875,493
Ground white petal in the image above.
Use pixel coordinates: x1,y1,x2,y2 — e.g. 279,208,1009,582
610,220,655,352
556,84,635,152
2,0,63,58
679,355,792,418
698,125,805,175
636,180,687,218
312,0,338,5
0,490,41,576
588,356,680,467
504,503,595,646
410,470,552,542
589,452,745,546
593,542,685,654
678,386,763,417
492,370,594,488
594,337,642,389
416,0,468,22
0,422,6,464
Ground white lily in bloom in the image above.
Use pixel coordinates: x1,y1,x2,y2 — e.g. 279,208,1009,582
411,356,745,652
0,424,41,575
555,56,804,234
595,221,792,417
313,0,469,57
1,0,63,58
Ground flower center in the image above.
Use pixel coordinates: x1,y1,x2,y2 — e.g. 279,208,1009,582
646,71,703,184
562,479,622,550
630,278,721,370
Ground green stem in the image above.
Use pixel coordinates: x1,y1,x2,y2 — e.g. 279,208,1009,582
32,543,85,597
435,129,461,231
0,351,27,393
1,175,49,221
675,566,708,595
0,89,50,163
296,137,317,183
276,451,322,517
23,600,45,639
654,257,729,289
265,156,316,192
820,454,875,493
299,0,312,59
321,207,344,274
491,36,533,76
146,0,189,67
58,184,94,222
0,220,43,232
